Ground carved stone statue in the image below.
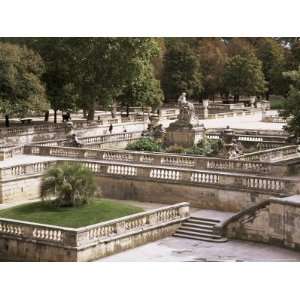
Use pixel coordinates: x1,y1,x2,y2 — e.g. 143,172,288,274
164,92,203,148
176,92,196,126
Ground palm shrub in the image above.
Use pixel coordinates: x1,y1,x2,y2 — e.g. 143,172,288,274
41,163,97,207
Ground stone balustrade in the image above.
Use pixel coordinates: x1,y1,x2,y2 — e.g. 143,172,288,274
0,145,24,160
2,157,294,194
0,114,147,138
75,202,189,247
23,144,287,175
0,161,57,181
0,218,70,245
31,131,143,149
237,145,299,162
0,202,189,261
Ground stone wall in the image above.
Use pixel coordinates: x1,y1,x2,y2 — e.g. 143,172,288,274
96,176,274,212
220,196,300,250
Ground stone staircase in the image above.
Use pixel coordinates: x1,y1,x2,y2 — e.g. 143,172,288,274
173,216,227,242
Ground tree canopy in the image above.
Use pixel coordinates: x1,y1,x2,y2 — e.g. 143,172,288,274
0,42,49,117
223,54,267,100
161,40,203,100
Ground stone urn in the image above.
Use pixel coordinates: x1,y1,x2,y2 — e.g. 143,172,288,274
249,96,256,108
223,126,234,145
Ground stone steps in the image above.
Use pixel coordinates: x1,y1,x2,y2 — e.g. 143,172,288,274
173,216,227,243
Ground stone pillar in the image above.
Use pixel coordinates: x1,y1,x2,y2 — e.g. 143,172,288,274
203,99,209,119
261,100,268,120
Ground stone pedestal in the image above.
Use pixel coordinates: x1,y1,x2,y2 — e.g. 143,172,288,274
164,125,205,148
203,99,209,119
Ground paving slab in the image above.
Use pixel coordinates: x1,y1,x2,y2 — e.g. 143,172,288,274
98,236,300,262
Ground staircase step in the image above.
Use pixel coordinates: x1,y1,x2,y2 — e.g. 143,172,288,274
180,225,214,234
187,219,218,227
173,233,227,243
189,217,220,223
183,222,215,230
175,229,222,239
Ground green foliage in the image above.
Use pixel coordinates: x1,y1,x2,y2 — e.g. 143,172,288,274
256,38,287,97
270,97,285,109
165,145,185,154
223,54,267,98
280,67,300,137
162,41,203,100
196,38,228,99
0,42,49,117
0,199,143,228
41,163,97,207
126,138,162,152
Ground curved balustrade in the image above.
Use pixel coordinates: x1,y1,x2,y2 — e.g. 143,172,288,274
237,145,299,162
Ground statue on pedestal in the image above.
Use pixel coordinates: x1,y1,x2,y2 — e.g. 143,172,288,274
164,92,203,148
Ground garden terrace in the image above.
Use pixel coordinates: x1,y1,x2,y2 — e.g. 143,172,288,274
0,202,189,261
0,199,144,228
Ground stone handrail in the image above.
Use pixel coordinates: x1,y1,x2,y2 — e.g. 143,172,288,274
0,145,24,160
29,131,143,148
1,158,296,194
23,144,286,175
237,145,299,162
0,202,189,249
0,160,57,181
0,115,147,138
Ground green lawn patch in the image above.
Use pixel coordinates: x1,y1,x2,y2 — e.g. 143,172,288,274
0,199,144,228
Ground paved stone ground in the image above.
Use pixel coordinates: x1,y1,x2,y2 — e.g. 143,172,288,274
98,236,300,262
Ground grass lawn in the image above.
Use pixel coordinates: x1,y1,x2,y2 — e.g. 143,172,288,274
0,199,144,228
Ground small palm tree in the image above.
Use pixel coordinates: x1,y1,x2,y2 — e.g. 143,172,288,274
41,163,97,207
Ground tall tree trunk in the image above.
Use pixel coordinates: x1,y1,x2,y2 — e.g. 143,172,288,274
87,100,95,121
54,110,57,123
87,108,95,121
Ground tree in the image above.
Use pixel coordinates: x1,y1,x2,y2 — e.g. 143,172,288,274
256,38,286,98
65,38,162,120
280,67,300,137
161,41,203,100
0,42,49,117
226,38,256,58
196,38,228,99
223,54,266,101
41,163,97,207
118,62,164,114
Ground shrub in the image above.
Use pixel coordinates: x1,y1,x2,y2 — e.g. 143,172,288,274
41,163,97,207
185,145,204,155
165,145,185,154
126,138,161,152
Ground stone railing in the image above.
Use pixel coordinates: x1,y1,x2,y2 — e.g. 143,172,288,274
0,145,24,160
75,202,189,247
0,202,189,261
23,144,288,175
0,160,57,181
215,195,300,251
5,157,295,194
237,145,299,162
0,115,147,138
206,110,256,120
207,128,289,137
30,131,143,148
